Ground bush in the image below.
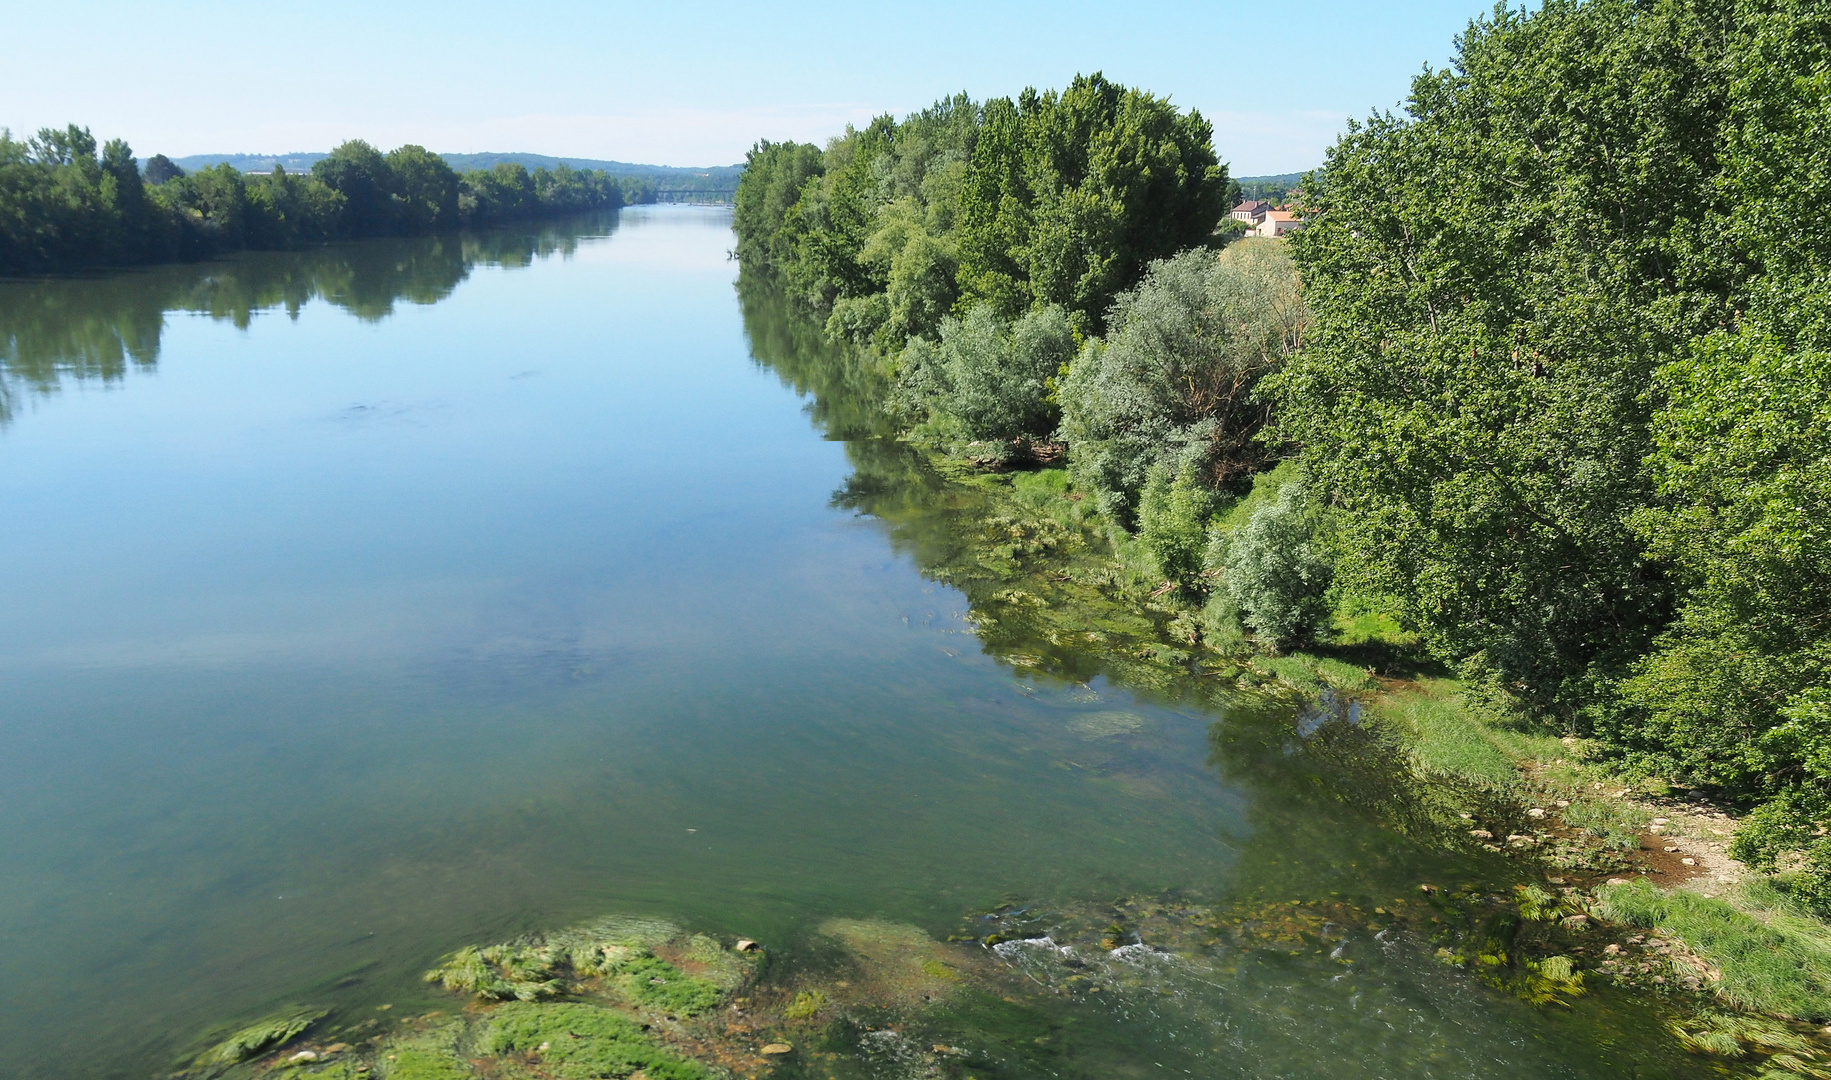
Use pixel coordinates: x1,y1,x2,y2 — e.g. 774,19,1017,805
1057,241,1305,522
892,303,1075,454
1137,466,1217,594
1215,481,1333,650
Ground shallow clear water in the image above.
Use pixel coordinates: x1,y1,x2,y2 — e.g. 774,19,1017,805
0,208,1697,1078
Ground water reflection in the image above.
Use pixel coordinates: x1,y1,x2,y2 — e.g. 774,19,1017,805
0,213,622,423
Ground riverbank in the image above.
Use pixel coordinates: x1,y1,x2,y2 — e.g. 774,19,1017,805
910,449,1831,1062
180,445,1831,1080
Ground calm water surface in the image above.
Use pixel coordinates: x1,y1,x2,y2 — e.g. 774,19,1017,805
0,208,1691,1078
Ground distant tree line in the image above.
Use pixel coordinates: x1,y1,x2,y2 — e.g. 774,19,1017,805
0,130,656,273
1233,174,1302,204
736,7,1831,916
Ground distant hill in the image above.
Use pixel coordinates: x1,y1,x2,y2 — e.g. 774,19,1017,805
1234,172,1311,203
172,152,743,199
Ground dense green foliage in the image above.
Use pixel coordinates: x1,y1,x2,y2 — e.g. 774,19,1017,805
0,128,646,273
1214,480,1334,651
1266,0,1732,721
732,74,1228,343
890,303,1076,459
1266,0,1831,899
1057,240,1306,522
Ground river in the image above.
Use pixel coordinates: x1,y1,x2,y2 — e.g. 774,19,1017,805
0,207,1702,1078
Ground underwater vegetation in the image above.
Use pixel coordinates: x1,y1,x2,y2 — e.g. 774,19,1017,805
483,1002,710,1080
190,1009,327,1069
1667,1014,1831,1079
178,892,1831,1080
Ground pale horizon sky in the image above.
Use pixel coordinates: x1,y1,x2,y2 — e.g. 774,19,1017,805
3,0,1506,176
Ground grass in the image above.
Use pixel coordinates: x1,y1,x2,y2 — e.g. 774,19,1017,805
1365,682,1522,789
1598,880,1831,1019
1563,799,1647,851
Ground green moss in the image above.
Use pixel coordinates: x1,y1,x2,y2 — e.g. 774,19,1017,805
1599,880,1831,1019
484,1002,707,1080
193,1008,325,1066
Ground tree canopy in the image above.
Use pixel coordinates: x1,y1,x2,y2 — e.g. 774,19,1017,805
731,76,1229,345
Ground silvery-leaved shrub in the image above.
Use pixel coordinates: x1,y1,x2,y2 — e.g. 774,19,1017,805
1217,481,1333,651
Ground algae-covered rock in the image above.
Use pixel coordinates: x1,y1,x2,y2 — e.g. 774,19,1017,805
819,918,968,1010
380,1047,473,1080
603,953,722,1016
484,1001,708,1080
192,1008,325,1067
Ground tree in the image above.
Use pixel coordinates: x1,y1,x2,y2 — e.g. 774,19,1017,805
387,145,460,232
1611,0,1831,903
955,73,1228,330
1264,0,1732,722
313,140,395,237
1057,240,1306,523
892,303,1075,457
733,140,824,268
143,154,185,185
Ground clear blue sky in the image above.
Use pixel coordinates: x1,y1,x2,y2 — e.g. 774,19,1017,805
3,0,1504,175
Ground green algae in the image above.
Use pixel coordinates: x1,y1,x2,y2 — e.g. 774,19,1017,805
424,944,565,1002
192,1008,326,1067
381,1047,473,1080
783,989,826,1020
484,1002,708,1080
603,954,721,1017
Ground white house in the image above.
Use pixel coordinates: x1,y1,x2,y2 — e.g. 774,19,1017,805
1252,210,1302,238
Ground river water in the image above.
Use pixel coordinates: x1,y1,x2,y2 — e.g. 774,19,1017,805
0,208,1698,1078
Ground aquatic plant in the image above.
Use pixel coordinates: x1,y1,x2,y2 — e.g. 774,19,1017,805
1668,1014,1831,1078
605,953,721,1016
1515,884,1565,923
192,1008,325,1066
784,989,826,1020
423,944,563,1002
382,1047,474,1080
484,1002,708,1080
